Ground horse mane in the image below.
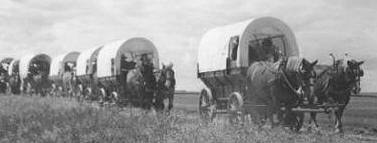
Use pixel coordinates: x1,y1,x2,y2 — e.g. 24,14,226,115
284,56,302,72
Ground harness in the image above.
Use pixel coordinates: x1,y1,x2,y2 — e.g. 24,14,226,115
281,70,301,96
279,58,305,96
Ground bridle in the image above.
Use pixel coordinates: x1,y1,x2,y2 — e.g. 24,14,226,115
157,68,174,89
345,64,363,93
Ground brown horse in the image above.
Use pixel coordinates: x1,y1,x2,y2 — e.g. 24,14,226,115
310,58,364,133
32,71,50,97
9,74,21,94
245,57,318,130
155,64,176,111
62,72,75,97
126,65,145,107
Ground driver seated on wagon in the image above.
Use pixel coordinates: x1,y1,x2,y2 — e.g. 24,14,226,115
261,38,279,63
250,38,279,63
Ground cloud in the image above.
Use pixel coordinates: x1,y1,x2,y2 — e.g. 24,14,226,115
0,0,377,91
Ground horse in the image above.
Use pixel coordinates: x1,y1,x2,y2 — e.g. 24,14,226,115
155,63,176,111
62,71,75,97
126,65,145,108
245,56,318,130
309,58,364,133
9,73,21,94
32,70,50,97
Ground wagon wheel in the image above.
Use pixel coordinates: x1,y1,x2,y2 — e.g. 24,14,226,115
84,87,92,101
228,92,244,124
111,91,119,104
57,86,63,97
99,88,107,106
199,88,216,121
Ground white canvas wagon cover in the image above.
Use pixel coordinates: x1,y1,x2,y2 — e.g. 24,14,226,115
76,47,102,76
19,53,51,79
8,60,19,76
97,37,159,77
197,17,299,73
49,51,80,76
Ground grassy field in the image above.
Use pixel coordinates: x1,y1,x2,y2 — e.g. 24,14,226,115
0,94,376,143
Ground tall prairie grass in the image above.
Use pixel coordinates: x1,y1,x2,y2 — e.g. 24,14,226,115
0,95,369,143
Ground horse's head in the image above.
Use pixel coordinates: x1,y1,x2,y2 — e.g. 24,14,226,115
279,57,318,99
345,60,364,94
156,63,175,89
299,58,318,98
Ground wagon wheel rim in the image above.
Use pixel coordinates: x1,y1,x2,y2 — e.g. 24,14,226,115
199,90,215,120
109,91,118,106
85,87,92,100
99,88,106,104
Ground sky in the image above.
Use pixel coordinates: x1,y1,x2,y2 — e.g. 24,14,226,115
0,0,377,92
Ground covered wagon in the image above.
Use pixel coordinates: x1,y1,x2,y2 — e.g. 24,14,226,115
0,58,14,93
49,51,80,96
197,17,299,119
19,53,51,96
75,46,103,100
96,37,159,105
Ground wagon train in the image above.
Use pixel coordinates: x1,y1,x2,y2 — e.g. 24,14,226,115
197,17,348,130
0,37,173,109
69,37,168,108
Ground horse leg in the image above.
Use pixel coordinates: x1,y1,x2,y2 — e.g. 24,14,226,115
155,91,165,111
334,106,345,133
335,95,349,133
168,92,174,111
309,112,319,131
296,112,305,131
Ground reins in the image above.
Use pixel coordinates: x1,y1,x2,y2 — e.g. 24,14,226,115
281,70,301,96
279,58,304,96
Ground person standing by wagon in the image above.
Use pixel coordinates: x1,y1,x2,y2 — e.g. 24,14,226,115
140,54,156,110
